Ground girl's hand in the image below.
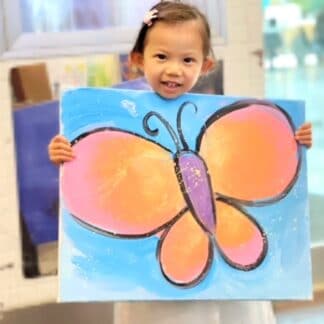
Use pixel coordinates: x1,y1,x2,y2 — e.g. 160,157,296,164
295,122,312,148
48,135,75,165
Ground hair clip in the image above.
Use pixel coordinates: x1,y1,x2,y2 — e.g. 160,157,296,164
143,9,158,27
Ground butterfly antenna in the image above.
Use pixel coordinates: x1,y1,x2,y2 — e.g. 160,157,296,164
177,101,198,151
143,111,182,151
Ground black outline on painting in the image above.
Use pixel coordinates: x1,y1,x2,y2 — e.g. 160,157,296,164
63,98,301,287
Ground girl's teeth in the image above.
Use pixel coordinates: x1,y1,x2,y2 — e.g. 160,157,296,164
166,82,177,88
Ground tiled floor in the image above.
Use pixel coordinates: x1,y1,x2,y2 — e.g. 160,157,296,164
274,291,324,323
276,305,324,324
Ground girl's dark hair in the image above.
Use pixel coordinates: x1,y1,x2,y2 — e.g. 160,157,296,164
131,1,212,58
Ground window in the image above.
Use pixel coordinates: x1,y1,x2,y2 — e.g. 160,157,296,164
0,0,227,58
263,1,324,245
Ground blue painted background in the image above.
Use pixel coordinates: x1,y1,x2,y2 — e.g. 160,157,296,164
59,88,312,301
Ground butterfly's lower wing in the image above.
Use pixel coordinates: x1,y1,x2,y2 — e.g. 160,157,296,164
158,199,266,286
214,199,267,269
198,101,299,203
61,129,185,237
158,210,213,287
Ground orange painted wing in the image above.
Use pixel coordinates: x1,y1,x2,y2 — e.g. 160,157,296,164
158,198,266,285
198,101,299,203
61,129,185,236
158,210,213,286
214,199,267,269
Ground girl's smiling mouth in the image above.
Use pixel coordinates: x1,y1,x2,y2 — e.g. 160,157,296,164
161,81,182,88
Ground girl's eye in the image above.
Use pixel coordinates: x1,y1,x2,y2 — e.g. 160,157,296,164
155,54,167,60
184,57,195,64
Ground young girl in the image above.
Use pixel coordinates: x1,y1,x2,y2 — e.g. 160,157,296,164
48,1,312,163
49,2,311,323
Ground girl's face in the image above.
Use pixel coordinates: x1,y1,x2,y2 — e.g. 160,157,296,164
132,20,213,99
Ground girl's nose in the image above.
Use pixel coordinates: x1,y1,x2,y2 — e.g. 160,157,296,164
165,62,182,76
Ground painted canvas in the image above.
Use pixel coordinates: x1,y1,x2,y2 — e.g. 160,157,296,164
59,88,312,301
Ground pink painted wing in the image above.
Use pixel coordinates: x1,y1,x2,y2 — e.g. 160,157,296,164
158,198,266,286
214,199,267,269
198,101,299,202
158,210,213,286
61,129,185,236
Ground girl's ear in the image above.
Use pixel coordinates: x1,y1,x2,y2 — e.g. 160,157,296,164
129,52,144,71
201,57,215,74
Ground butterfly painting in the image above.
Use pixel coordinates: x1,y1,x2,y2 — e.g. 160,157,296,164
59,88,312,301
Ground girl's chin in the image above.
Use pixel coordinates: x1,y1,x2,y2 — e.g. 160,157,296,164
157,93,183,100
155,87,186,100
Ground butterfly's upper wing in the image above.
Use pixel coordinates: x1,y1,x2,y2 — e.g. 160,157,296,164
61,129,185,237
197,100,300,204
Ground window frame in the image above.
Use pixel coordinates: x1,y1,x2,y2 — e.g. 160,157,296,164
0,0,227,59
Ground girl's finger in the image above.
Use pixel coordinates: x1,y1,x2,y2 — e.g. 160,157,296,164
52,149,75,158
